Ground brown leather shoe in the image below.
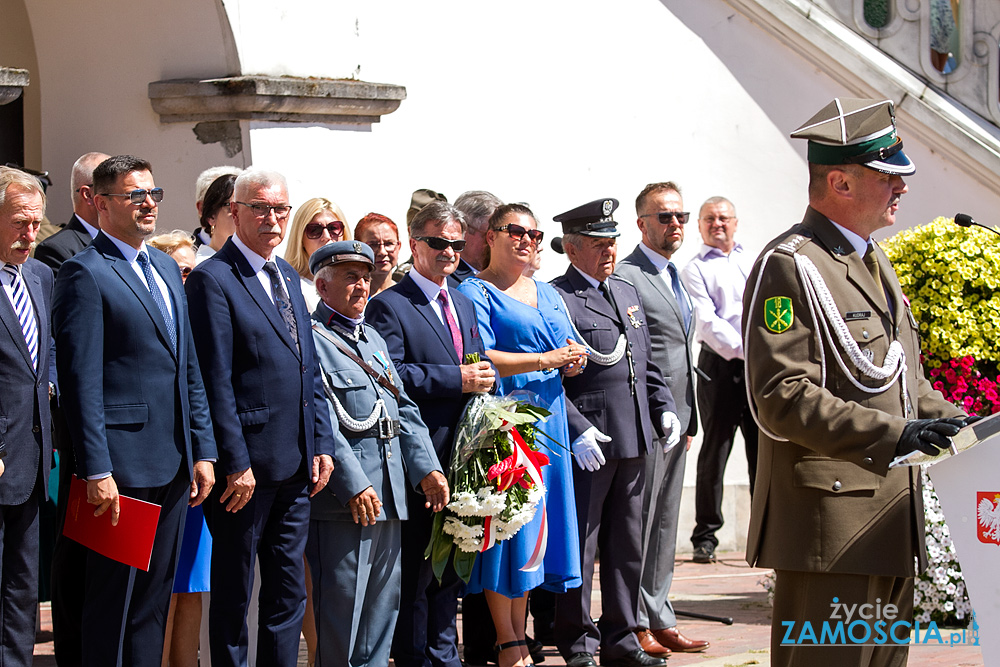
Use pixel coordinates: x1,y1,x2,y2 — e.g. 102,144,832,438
634,629,671,657
651,627,709,653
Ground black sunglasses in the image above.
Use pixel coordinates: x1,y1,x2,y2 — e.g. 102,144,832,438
496,223,544,244
102,188,164,205
305,221,345,240
180,266,193,277
640,211,690,225
414,236,466,252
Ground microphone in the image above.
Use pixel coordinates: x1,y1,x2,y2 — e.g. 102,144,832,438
954,213,1000,237
551,237,565,254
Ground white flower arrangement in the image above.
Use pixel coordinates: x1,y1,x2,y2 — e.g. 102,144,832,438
914,469,973,625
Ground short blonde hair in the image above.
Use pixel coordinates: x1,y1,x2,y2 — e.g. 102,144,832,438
285,197,351,279
148,229,195,256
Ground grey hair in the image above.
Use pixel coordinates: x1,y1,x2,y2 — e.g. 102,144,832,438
700,196,736,217
70,152,109,205
0,166,47,211
454,190,503,231
196,165,243,205
234,168,288,202
408,201,467,237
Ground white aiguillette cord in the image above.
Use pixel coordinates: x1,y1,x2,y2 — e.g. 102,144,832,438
555,293,627,366
744,249,907,442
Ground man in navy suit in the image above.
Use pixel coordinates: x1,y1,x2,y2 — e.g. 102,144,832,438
185,168,336,667
367,201,495,667
551,198,679,667
36,150,108,667
0,166,54,667
52,155,217,667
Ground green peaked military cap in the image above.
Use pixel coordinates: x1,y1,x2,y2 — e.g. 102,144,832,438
791,98,915,175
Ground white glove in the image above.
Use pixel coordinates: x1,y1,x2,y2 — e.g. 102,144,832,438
571,427,610,472
660,412,681,452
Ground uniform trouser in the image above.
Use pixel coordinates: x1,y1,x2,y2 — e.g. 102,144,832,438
637,439,687,630
81,470,188,667
307,517,402,667
205,470,310,667
0,484,40,667
392,490,463,667
692,347,759,549
771,569,913,667
555,457,645,661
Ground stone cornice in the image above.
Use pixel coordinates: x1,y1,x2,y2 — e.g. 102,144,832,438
147,75,406,125
0,67,29,106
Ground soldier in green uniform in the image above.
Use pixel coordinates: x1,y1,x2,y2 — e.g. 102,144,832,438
743,98,975,667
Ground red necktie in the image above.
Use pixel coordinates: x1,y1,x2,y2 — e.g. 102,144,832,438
437,289,464,360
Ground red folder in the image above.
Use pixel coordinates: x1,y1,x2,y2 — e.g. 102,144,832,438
62,476,162,571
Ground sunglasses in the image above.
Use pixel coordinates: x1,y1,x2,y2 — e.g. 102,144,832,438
102,188,164,205
305,221,345,240
180,266,193,277
496,223,544,244
640,211,690,225
414,236,466,252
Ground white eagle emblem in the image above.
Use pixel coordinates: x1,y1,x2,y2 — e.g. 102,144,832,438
977,493,1000,545
602,200,613,217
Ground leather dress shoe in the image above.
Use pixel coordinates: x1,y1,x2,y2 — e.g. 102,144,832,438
651,627,710,653
600,648,667,667
692,543,716,563
565,652,598,667
634,629,671,657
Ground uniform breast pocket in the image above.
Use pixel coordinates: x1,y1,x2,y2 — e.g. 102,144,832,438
793,457,881,495
574,317,618,354
326,369,371,418
840,318,889,390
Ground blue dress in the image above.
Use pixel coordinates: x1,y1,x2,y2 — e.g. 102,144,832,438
172,505,212,594
456,277,582,597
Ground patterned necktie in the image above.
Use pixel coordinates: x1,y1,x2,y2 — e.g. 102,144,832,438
135,252,177,354
437,289,464,360
3,263,38,371
667,262,692,332
863,244,888,310
263,261,300,352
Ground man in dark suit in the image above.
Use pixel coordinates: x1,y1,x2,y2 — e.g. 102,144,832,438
52,155,217,667
551,198,679,667
35,150,108,667
185,168,336,667
0,166,54,667
367,201,495,667
35,151,108,275
615,182,709,655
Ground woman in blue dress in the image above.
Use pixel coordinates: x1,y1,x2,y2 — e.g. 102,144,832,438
457,203,586,667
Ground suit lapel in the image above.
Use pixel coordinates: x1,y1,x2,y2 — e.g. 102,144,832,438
94,234,178,359
628,248,686,332
399,275,459,363
806,212,892,317
566,265,618,322
223,242,299,356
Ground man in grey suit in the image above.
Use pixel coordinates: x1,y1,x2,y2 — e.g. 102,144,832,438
614,182,709,655
307,241,449,667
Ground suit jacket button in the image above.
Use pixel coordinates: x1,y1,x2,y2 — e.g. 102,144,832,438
832,480,842,491
32,425,40,433
303,400,308,407
863,457,873,465
302,365,307,373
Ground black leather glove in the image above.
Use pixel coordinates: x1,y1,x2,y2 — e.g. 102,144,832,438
896,418,965,457
963,414,984,427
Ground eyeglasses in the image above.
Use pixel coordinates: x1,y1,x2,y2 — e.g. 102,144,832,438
304,221,345,240
365,239,398,250
414,236,466,252
496,223,544,244
102,188,164,205
640,211,690,225
236,201,293,220
700,215,736,224
75,183,93,194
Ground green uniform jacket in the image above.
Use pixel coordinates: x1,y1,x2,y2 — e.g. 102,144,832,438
743,207,962,577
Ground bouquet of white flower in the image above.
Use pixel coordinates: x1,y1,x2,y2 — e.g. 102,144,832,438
426,391,554,583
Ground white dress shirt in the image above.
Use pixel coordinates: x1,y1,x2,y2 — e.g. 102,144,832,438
409,268,460,328
105,234,174,320
680,242,753,361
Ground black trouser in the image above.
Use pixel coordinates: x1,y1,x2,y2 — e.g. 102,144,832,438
691,347,758,549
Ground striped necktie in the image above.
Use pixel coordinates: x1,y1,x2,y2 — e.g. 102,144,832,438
3,263,38,371
136,252,177,353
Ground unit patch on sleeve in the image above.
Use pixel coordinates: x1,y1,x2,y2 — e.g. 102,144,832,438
764,296,793,333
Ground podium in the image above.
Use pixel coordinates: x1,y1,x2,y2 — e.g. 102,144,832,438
922,413,1000,664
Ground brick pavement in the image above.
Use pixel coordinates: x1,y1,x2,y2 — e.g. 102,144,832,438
32,551,985,665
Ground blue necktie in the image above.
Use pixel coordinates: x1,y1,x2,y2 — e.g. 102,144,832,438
136,252,177,353
263,261,300,353
3,264,38,371
667,263,692,332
